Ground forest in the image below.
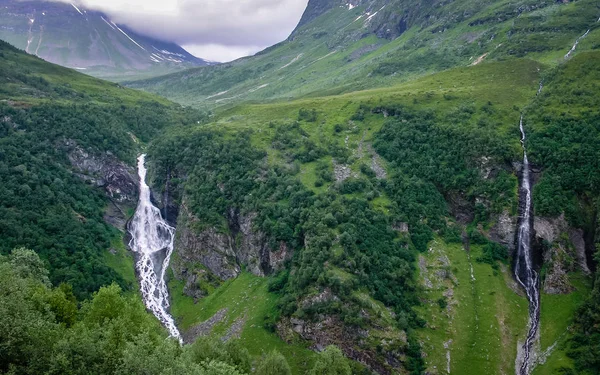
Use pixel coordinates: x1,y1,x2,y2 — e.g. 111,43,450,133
0,248,353,375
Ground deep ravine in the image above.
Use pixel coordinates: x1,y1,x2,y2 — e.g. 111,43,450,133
129,154,182,341
515,116,540,375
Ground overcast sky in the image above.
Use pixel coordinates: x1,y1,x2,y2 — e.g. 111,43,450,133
60,0,309,62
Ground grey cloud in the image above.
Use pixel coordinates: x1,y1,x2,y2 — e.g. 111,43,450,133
59,0,308,49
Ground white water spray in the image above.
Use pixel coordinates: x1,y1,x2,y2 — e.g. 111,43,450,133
565,29,590,59
129,154,182,342
515,117,540,375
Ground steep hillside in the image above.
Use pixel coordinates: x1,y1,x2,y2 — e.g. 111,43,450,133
1,1,600,374
0,39,205,298
128,0,599,107
0,0,210,81
143,46,600,373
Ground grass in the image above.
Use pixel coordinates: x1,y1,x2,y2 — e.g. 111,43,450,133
169,272,316,374
416,238,529,374
103,233,138,292
539,273,591,349
530,273,592,374
0,40,173,107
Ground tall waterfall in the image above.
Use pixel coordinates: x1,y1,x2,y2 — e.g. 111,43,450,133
129,154,182,341
515,117,540,375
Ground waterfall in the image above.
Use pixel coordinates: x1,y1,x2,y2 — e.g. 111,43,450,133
565,29,590,59
129,154,182,342
515,117,540,375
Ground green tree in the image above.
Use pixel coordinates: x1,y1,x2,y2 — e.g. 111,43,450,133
8,247,50,286
255,350,291,375
309,346,351,375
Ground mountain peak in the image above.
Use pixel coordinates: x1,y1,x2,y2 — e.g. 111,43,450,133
294,0,358,29
0,0,210,80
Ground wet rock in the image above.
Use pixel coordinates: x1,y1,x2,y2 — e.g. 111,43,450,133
172,200,292,299
568,228,590,274
447,191,474,225
535,215,591,294
65,141,138,203
63,140,137,231
489,210,517,253
534,215,566,244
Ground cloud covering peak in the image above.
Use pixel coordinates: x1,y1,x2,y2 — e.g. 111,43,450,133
53,0,309,61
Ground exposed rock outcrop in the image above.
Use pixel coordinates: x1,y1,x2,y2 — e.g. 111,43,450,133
278,288,407,375
63,140,138,231
534,215,590,294
171,200,291,299
183,308,228,344
489,210,517,254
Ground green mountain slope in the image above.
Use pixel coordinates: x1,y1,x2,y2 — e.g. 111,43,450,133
1,0,600,374
127,0,599,108
0,39,204,298
143,48,599,373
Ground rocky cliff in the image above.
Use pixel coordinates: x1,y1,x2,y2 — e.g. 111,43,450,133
534,215,590,294
170,199,291,300
64,140,138,231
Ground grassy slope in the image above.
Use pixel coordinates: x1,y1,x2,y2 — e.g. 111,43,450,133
169,272,316,374
533,274,592,375
417,239,529,375
163,45,598,371
0,41,172,107
128,0,599,109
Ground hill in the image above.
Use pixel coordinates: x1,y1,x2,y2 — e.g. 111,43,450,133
127,0,599,108
1,0,600,374
145,49,600,373
0,39,205,298
0,0,210,81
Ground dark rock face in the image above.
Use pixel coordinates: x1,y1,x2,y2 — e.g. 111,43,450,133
277,289,407,374
489,210,517,254
534,215,591,294
171,200,291,300
447,191,474,225
64,140,138,231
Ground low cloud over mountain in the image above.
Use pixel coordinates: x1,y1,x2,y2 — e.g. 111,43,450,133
49,0,309,61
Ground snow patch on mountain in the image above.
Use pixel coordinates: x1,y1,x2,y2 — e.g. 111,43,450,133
101,16,116,30
70,3,83,15
205,90,229,99
279,53,303,70
112,21,147,51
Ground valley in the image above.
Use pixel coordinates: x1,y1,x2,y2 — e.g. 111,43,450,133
1,0,600,374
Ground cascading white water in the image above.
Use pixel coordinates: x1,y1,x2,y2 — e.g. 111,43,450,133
565,29,590,59
129,154,182,342
515,116,540,375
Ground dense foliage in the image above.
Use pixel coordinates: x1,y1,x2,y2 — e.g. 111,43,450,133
567,250,600,374
374,104,517,252
149,126,426,370
0,41,205,298
526,52,600,375
0,248,297,375
528,52,600,228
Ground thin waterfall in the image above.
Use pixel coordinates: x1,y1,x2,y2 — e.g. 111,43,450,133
515,116,540,375
565,29,590,59
129,154,182,342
